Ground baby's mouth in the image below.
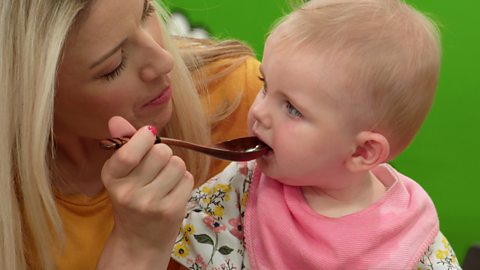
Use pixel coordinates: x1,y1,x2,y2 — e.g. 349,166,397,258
256,138,273,156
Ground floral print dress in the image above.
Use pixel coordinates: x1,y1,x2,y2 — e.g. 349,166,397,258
172,161,461,270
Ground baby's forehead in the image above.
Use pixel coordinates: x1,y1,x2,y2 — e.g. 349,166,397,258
266,25,348,62
264,48,351,101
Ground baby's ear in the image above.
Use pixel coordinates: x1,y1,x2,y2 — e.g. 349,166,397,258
346,131,390,172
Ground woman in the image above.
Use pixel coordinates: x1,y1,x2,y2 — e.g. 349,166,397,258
0,0,261,269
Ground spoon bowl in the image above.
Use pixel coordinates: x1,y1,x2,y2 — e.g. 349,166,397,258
100,136,269,161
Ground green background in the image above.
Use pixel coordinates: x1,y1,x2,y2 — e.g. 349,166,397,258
163,0,480,264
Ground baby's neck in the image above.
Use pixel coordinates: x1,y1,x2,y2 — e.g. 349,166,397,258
302,171,387,218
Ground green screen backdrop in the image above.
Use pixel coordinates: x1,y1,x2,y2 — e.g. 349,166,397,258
162,0,480,264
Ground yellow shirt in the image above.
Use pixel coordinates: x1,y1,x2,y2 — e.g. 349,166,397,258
200,56,262,177
54,56,262,270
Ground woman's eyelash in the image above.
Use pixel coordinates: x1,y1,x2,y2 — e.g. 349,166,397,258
104,55,127,81
102,1,154,82
142,2,156,21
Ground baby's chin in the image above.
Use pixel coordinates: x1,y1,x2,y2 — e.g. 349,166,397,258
255,153,275,175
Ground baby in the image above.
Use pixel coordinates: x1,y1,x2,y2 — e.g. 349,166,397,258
173,0,461,269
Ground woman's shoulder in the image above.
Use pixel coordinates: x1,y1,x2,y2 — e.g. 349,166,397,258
203,54,260,72
200,55,261,120
200,55,263,178
201,55,262,94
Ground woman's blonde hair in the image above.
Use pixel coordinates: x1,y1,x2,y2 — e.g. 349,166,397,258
153,1,211,184
175,36,256,126
272,0,441,157
0,0,213,268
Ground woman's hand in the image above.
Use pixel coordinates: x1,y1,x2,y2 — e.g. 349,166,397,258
97,116,194,270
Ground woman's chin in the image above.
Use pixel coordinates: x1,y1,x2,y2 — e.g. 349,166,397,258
133,103,173,130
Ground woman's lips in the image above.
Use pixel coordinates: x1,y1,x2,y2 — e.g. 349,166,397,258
143,86,172,107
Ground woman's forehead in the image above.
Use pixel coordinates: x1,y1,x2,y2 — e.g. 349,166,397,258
64,0,142,60
69,0,142,42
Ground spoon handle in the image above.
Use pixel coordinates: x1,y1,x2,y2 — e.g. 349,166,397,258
99,136,260,161
100,136,202,150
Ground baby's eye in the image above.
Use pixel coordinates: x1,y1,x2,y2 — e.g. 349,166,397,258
286,102,302,118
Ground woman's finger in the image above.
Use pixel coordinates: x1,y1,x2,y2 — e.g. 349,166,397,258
137,155,188,200
102,125,156,180
136,170,194,219
108,115,137,138
127,143,173,188
160,171,194,213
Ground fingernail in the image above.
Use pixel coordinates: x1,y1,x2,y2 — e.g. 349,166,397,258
147,125,157,136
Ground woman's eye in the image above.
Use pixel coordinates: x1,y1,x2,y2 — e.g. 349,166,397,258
142,1,156,21
103,55,127,81
286,102,302,118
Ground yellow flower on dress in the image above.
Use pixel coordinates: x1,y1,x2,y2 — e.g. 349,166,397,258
451,254,458,264
201,186,211,195
213,206,225,218
202,197,211,204
183,223,195,236
173,242,189,258
441,236,451,249
435,249,449,260
214,183,231,193
241,192,248,207
182,235,191,244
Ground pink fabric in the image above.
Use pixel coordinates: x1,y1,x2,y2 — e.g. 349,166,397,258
244,164,439,270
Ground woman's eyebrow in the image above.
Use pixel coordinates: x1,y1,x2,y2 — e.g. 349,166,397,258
89,0,149,69
143,0,148,15
89,38,127,69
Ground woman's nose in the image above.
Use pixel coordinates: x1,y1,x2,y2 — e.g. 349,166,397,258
139,34,174,82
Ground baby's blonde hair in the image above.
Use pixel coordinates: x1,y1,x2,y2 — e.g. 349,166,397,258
272,0,441,157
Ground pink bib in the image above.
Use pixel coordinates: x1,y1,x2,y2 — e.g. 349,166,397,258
244,164,438,270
